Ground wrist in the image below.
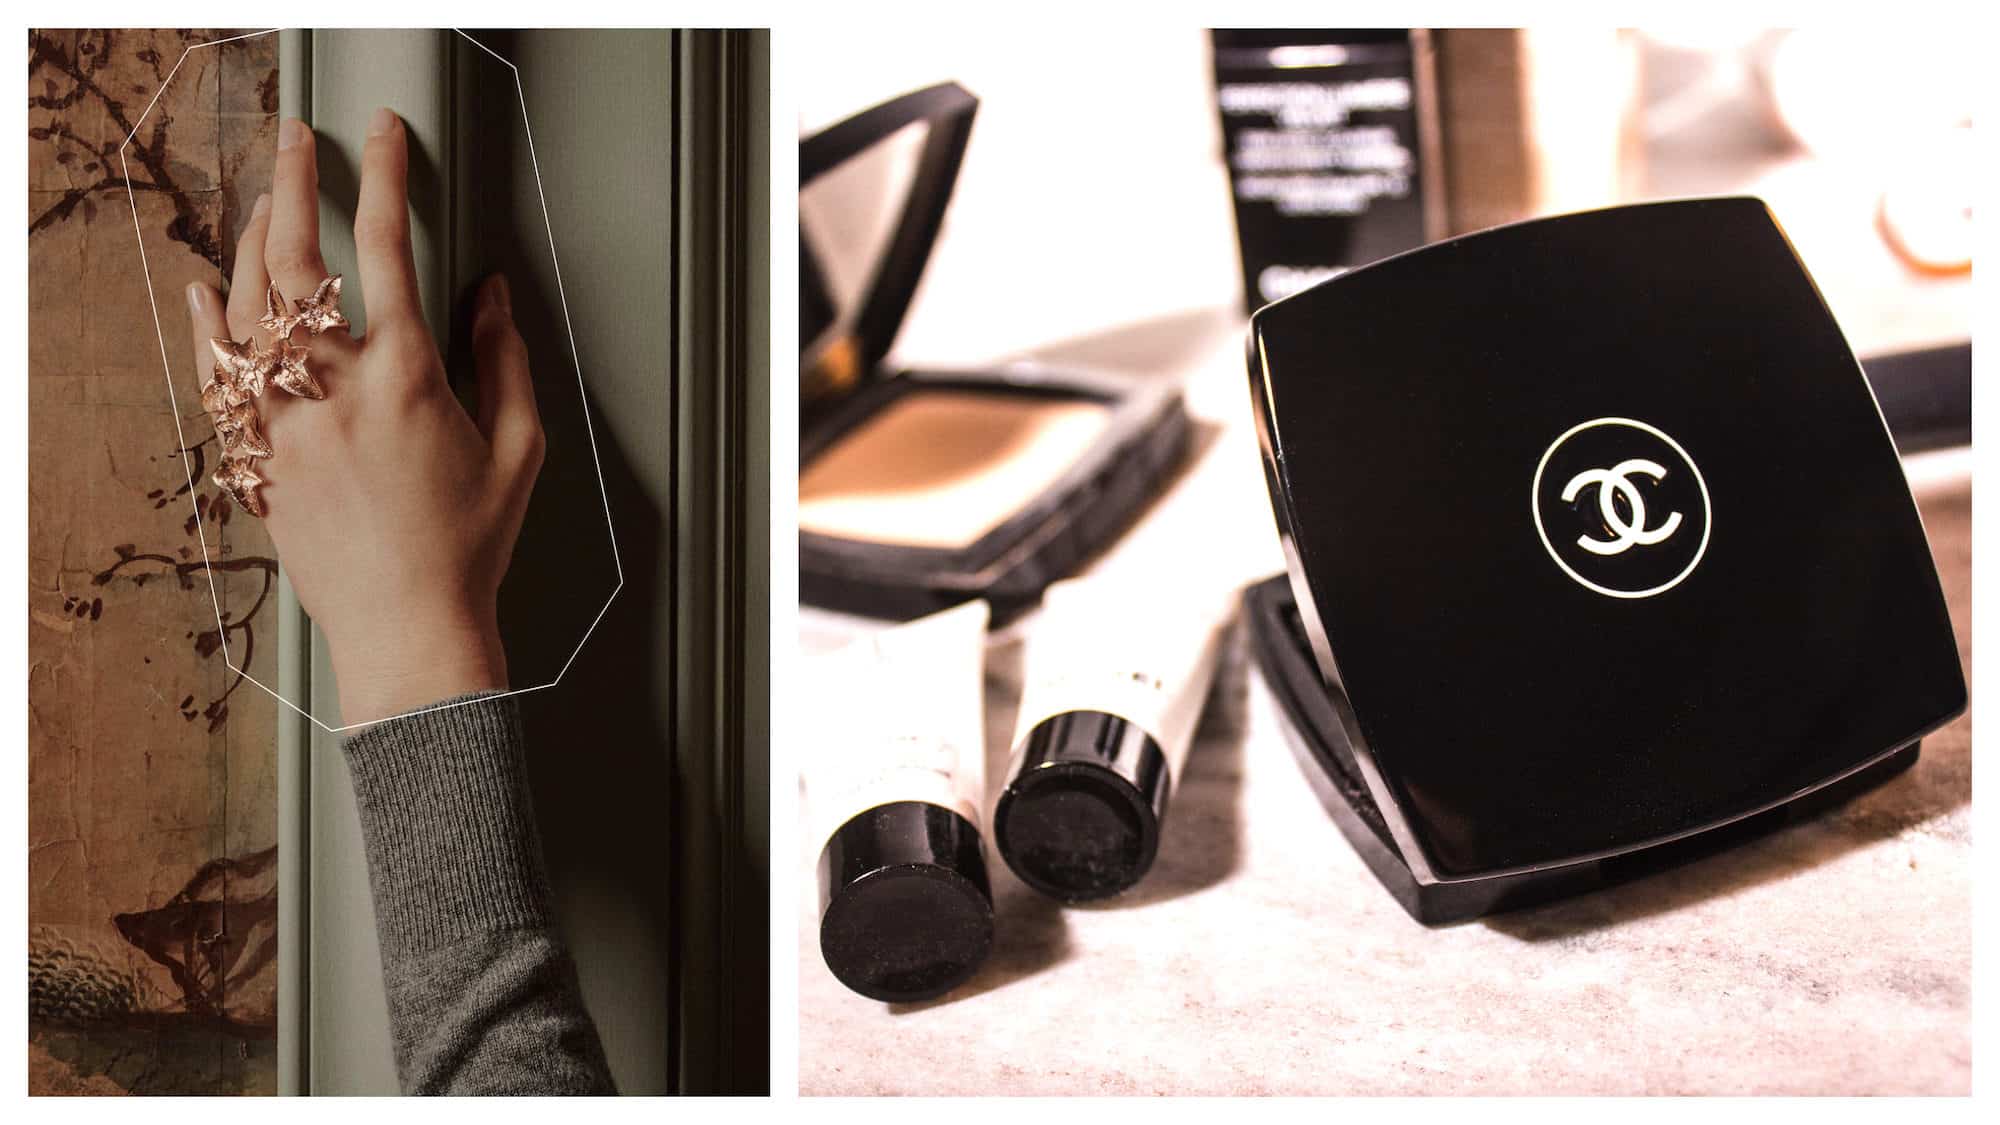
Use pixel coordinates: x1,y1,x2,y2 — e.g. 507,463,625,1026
327,610,509,724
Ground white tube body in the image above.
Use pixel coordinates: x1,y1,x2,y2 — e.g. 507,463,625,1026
1010,578,1235,790
803,599,991,850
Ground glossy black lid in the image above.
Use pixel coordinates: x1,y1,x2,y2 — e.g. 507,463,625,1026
1247,197,1965,881
800,81,977,408
993,711,1171,902
1243,571,1929,924
816,800,994,1003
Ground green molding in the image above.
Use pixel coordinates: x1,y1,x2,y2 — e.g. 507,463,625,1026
275,27,766,1096
292,28,458,1096
274,28,311,1099
669,29,769,1094
457,28,677,1094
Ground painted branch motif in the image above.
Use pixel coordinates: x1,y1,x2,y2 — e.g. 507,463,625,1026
83,436,278,733
29,27,283,1094
112,846,278,1024
27,28,276,265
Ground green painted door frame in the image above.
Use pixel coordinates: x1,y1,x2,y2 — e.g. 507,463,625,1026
276,27,767,1096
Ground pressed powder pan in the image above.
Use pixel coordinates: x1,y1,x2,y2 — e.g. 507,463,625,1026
799,390,1111,551
799,82,1190,624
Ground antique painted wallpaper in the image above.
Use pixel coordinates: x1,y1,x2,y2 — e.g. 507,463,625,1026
28,28,282,1094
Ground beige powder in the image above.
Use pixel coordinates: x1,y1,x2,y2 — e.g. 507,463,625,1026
800,389,1111,550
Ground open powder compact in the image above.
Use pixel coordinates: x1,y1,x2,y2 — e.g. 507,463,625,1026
799,82,1189,623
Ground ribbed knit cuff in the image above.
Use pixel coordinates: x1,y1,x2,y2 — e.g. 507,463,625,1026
341,690,555,959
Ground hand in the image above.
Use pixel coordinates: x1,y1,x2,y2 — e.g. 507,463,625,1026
184,110,545,725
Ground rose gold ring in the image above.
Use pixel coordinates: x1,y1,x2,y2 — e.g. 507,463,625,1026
201,276,347,517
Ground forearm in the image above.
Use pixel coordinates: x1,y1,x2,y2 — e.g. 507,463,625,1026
330,616,510,728
341,691,615,1095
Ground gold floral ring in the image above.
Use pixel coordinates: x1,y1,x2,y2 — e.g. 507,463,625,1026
200,276,347,517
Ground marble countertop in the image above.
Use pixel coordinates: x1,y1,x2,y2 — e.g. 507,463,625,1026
796,309,1972,1095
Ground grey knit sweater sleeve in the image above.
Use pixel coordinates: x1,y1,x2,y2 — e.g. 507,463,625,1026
341,690,616,1095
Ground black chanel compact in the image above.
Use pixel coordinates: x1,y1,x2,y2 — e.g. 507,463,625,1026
1245,197,1965,924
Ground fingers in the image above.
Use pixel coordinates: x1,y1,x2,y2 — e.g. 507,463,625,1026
264,117,328,303
353,109,425,337
471,275,544,484
225,193,272,339
185,282,232,389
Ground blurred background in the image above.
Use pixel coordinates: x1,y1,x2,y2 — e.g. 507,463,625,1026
800,26,1971,369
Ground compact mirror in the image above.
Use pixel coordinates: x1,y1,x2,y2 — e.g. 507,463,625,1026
799,116,928,396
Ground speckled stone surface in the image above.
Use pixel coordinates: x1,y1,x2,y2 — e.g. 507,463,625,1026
797,318,1971,1096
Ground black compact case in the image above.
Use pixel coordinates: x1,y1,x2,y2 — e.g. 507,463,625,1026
799,83,1190,624
1246,198,1964,924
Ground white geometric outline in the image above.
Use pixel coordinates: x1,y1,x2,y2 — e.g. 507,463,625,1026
121,27,622,733
1530,416,1712,600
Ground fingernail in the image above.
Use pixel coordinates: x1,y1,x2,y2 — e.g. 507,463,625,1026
251,192,270,217
368,107,396,137
279,117,308,150
491,274,512,314
186,283,211,315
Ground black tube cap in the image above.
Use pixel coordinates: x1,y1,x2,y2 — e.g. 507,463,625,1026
817,800,994,1003
993,711,1171,903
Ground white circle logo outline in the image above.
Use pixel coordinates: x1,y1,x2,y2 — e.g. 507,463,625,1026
1531,417,1711,599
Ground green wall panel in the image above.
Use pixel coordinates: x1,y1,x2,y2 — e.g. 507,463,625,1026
280,27,766,1096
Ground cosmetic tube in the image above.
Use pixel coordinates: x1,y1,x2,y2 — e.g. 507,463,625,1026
993,578,1236,902
808,599,995,1002
1211,29,1442,311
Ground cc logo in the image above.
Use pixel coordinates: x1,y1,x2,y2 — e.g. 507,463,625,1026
1532,418,1711,599
1562,459,1681,556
